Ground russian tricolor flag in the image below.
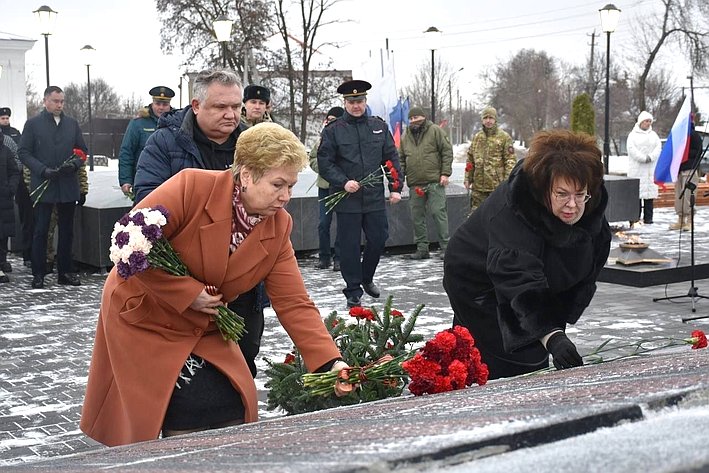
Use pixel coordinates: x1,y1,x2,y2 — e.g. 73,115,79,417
654,96,692,184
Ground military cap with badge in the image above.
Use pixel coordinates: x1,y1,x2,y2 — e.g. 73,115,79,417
0,107,11,117
243,85,271,104
337,80,371,100
149,86,175,102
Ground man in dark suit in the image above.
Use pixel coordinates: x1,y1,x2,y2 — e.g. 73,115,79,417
19,86,87,289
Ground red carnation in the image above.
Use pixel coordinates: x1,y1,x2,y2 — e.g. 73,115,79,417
691,330,708,349
465,162,472,172
415,187,425,197
391,309,403,317
284,353,296,364
349,306,374,321
73,148,88,161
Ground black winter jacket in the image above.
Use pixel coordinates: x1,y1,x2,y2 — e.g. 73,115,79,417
0,139,20,238
316,111,402,213
18,110,87,204
133,106,247,203
443,161,611,355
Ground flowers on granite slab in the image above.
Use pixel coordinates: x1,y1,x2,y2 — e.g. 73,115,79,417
402,325,489,395
265,296,424,415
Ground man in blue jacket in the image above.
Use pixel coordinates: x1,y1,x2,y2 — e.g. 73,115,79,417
19,86,87,289
132,70,268,379
118,86,174,197
317,80,403,308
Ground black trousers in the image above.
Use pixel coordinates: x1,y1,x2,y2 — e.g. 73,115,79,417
228,285,265,378
32,202,75,277
639,199,654,223
336,210,388,299
15,181,34,262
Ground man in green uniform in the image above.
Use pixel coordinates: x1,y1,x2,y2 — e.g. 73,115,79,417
400,106,453,260
118,86,174,197
464,106,516,212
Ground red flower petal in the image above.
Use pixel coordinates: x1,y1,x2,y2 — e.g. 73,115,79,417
691,330,708,349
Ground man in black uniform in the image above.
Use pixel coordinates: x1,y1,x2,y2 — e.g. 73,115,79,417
317,80,403,308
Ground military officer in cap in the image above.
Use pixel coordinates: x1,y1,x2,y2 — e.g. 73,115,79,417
241,84,273,128
0,108,22,145
118,86,175,196
317,79,403,308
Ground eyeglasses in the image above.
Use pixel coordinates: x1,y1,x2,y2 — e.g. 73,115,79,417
552,191,591,205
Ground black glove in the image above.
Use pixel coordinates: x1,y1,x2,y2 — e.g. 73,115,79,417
77,193,86,206
59,158,82,175
42,168,59,180
546,332,583,370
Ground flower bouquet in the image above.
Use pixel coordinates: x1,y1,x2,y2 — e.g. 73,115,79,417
402,325,489,395
30,147,87,207
320,160,400,214
265,296,423,415
108,205,246,343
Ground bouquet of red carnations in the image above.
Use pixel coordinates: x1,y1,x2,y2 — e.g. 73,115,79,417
108,205,246,342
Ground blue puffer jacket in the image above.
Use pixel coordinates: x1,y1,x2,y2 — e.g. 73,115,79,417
133,106,247,203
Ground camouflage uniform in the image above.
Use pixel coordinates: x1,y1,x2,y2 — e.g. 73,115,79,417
464,123,516,212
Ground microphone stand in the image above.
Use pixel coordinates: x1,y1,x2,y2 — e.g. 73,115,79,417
652,136,709,320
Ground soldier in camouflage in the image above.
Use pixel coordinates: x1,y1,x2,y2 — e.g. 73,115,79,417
464,106,516,212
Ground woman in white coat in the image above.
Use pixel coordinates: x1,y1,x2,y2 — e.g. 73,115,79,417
627,111,662,224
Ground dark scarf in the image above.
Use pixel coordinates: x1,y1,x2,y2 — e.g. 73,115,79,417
192,122,237,171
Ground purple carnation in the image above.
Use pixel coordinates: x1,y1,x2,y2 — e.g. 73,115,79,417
142,224,163,242
154,205,170,221
131,211,146,226
116,260,132,279
118,213,131,226
127,251,150,275
114,231,130,248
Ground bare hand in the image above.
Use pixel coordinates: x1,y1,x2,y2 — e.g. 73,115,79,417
464,180,470,190
344,180,360,193
331,360,355,397
389,192,401,204
121,183,133,195
440,176,449,187
189,288,225,315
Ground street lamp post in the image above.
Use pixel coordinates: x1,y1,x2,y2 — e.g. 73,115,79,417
448,67,463,142
33,5,58,89
80,45,95,171
213,15,233,68
599,3,621,175
424,26,442,123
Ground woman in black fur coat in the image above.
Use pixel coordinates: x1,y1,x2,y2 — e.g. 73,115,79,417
443,129,611,379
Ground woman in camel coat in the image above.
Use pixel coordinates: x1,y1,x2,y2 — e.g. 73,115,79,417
81,123,344,446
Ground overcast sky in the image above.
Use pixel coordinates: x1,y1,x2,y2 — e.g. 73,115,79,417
2,0,701,111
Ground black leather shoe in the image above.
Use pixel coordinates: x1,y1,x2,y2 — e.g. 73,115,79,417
346,295,361,308
58,273,81,286
0,261,12,272
31,275,44,289
406,251,430,260
332,260,341,272
317,259,331,269
362,282,380,298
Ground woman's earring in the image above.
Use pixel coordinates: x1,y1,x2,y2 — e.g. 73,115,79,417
241,185,247,193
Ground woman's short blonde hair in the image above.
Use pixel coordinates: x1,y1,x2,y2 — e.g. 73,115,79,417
232,122,308,182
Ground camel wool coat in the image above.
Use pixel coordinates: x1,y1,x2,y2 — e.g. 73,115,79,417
80,169,341,446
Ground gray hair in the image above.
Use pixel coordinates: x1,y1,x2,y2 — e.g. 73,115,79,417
192,69,242,103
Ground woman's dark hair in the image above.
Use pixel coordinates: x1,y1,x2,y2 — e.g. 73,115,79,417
523,129,604,211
